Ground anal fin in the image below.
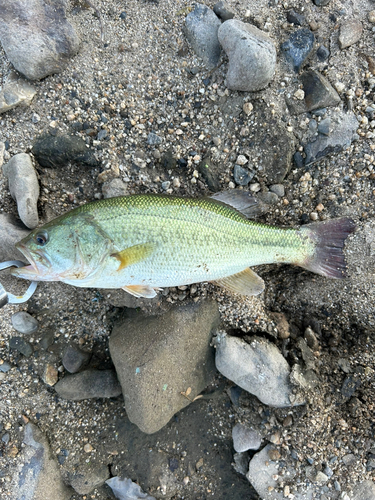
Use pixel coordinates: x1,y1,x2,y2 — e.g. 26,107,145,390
215,268,265,296
111,242,155,271
122,284,159,299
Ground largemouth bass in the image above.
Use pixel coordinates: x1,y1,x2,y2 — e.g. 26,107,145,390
11,192,355,298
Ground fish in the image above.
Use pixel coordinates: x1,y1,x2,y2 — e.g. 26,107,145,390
11,191,356,299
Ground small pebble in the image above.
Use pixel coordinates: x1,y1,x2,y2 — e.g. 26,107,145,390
268,448,281,461
84,443,93,453
43,364,58,386
243,102,253,115
11,311,39,335
369,11,375,24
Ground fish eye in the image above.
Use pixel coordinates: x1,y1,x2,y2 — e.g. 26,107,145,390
35,231,49,246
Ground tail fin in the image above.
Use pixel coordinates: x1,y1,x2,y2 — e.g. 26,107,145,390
299,217,356,278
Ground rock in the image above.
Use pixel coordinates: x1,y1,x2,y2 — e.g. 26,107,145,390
281,28,315,72
247,445,284,500
233,164,254,186
184,4,221,69
317,45,330,61
3,153,40,229
0,213,30,261
215,334,297,407
0,0,79,80
218,20,276,91
269,184,285,198
106,477,156,500
32,132,98,168
300,70,341,112
270,312,290,339
109,300,219,434
54,369,122,400
62,344,91,373
232,452,250,476
43,363,59,386
102,178,128,199
11,423,72,500
9,336,33,357
351,480,375,500
304,110,358,165
232,423,262,452
286,10,306,26
11,311,38,334
0,361,12,372
213,1,235,22
341,375,361,399
338,20,363,50
198,158,221,192
69,463,110,495
147,132,162,146
313,0,331,5
0,77,36,114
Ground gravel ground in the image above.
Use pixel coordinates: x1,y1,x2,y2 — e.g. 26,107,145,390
0,0,375,499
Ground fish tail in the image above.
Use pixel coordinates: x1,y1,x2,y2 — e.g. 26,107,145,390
299,217,356,278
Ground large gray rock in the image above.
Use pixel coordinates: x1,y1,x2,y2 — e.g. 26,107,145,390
0,77,36,114
0,0,79,80
218,20,276,91
232,423,262,452
0,213,30,261
184,4,221,69
351,480,375,500
54,369,122,400
304,110,359,165
68,463,110,495
3,153,40,229
11,423,72,500
215,334,298,407
109,300,220,434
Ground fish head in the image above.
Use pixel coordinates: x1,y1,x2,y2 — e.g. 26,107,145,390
10,213,104,282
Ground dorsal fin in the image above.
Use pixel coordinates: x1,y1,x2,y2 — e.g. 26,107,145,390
210,191,265,219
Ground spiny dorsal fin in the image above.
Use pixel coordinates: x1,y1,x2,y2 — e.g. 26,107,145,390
215,268,265,296
122,284,158,298
210,191,265,219
111,243,155,271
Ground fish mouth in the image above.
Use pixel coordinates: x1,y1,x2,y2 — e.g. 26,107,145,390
12,243,51,278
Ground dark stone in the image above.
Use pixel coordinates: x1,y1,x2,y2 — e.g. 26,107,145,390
119,11,127,20
62,344,91,374
9,336,33,357
33,133,98,168
178,158,188,168
69,463,110,495
161,149,176,169
313,0,331,5
286,10,306,26
233,164,254,186
213,1,235,21
300,70,341,112
281,28,315,72
198,158,221,191
317,45,330,61
97,129,108,140
341,375,361,398
54,369,122,400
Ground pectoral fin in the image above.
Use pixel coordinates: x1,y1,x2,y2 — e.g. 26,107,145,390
215,268,265,296
122,284,159,298
111,243,155,271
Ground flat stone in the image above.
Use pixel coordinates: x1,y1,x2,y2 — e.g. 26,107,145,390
54,369,122,400
313,0,331,5
232,423,262,452
147,132,162,145
300,70,341,112
11,311,38,334
281,28,315,72
109,300,219,434
0,213,30,262
0,77,36,114
10,423,72,500
184,4,221,69
9,336,33,357
247,445,284,500
304,110,358,165
69,463,110,495
338,20,363,50
102,178,128,199
233,164,254,186
106,477,156,500
218,20,276,91
32,132,98,168
215,334,297,407
351,480,375,500
286,10,306,26
62,344,91,373
0,0,79,80
3,153,40,229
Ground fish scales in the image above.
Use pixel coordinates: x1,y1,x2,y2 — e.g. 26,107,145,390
11,193,355,298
